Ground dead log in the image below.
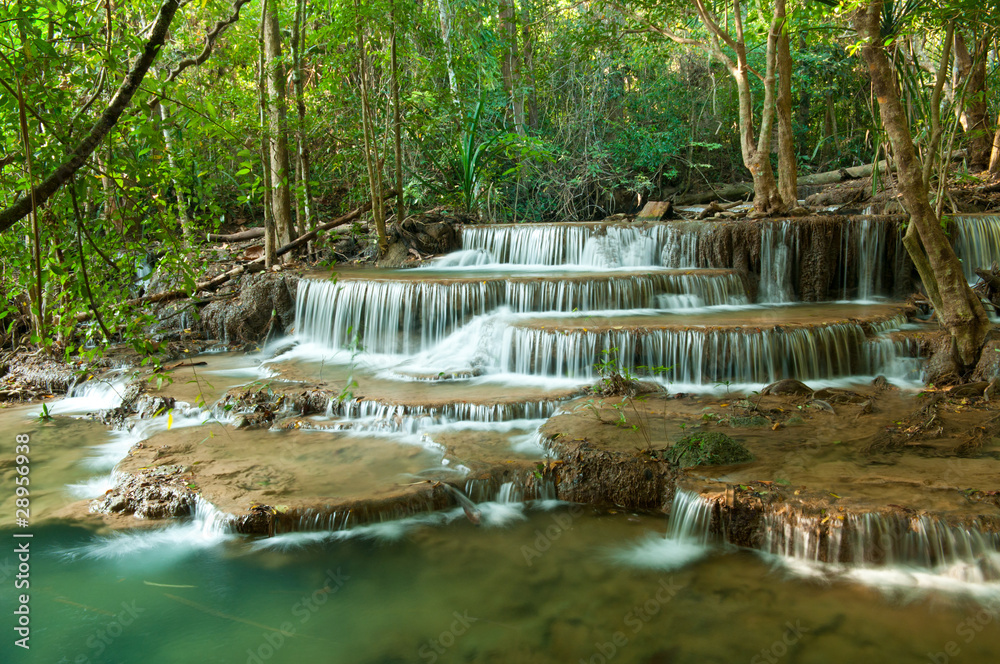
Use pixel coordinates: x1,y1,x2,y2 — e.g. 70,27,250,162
206,228,265,242
75,196,387,323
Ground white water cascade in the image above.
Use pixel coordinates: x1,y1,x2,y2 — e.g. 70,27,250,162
760,509,1000,593
952,214,1000,285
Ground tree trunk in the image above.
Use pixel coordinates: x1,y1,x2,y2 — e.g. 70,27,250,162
436,0,459,102
157,100,195,239
355,0,388,254
499,0,525,133
735,0,784,215
989,111,1000,174
775,0,797,207
264,0,295,252
954,33,991,170
521,0,538,130
291,0,315,253
391,0,405,224
855,2,990,368
691,0,786,215
258,0,277,267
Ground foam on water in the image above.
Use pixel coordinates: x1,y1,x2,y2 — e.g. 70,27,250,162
62,496,234,561
38,375,130,416
615,489,715,570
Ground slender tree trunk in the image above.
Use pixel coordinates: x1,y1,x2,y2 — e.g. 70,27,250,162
521,0,538,130
258,0,277,267
855,2,989,368
391,0,405,224
989,111,1000,174
734,0,783,215
264,0,295,252
355,0,388,254
690,0,785,215
15,74,44,342
291,0,315,253
775,0,797,207
953,33,991,169
436,0,459,102
499,0,525,134
157,100,195,239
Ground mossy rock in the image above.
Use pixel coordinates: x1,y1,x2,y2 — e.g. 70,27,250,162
669,432,754,468
729,415,769,428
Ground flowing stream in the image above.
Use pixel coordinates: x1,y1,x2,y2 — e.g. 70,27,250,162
6,216,1000,662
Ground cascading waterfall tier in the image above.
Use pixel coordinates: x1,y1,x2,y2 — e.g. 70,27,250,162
458,217,909,301
952,214,1000,285
760,509,1000,582
325,398,559,434
295,270,749,354
460,223,676,267
499,309,910,384
667,489,716,544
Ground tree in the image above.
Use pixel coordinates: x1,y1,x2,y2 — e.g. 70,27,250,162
624,0,799,215
264,0,295,252
853,0,990,368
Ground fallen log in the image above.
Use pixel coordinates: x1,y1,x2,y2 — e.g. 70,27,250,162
205,228,265,242
675,152,967,205
75,196,386,323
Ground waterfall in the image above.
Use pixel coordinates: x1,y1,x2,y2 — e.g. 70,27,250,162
295,278,501,355
760,509,1000,584
45,374,130,415
952,215,1000,284
842,217,892,300
660,223,704,268
759,221,796,303
616,489,716,570
498,316,909,384
666,489,715,544
459,223,677,267
326,398,560,433
295,272,749,354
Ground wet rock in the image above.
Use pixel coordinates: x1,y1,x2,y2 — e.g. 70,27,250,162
91,466,196,519
551,439,673,510
762,379,813,396
136,394,176,418
195,272,299,345
668,432,754,468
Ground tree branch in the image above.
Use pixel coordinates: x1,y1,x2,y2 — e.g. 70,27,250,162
0,0,182,235
148,0,251,109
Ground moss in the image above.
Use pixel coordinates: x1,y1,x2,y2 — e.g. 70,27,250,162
669,432,753,468
729,415,769,428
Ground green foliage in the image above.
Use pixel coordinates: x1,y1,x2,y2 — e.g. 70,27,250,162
668,432,754,468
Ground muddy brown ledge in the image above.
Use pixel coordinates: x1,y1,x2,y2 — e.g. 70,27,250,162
86,376,1000,549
